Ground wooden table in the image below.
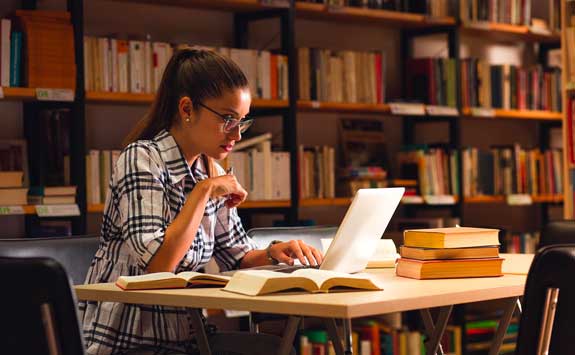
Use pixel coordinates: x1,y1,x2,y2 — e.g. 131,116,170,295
76,254,532,355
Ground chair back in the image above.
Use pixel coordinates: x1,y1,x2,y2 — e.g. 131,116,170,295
515,245,575,355
0,257,86,355
0,235,100,284
539,220,575,248
247,226,338,251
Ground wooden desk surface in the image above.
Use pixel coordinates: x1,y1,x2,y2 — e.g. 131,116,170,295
76,254,529,319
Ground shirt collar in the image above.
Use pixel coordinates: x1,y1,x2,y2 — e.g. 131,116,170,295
153,129,209,184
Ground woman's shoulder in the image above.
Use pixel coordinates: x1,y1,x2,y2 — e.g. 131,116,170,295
115,139,165,173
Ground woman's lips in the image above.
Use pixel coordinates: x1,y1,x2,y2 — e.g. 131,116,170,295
220,144,233,152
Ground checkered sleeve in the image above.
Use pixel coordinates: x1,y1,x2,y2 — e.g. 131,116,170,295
116,142,168,271
213,205,258,271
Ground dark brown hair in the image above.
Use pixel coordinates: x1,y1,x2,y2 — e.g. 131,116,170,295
124,47,248,145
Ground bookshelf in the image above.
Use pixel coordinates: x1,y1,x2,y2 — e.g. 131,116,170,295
461,22,561,43
563,0,575,218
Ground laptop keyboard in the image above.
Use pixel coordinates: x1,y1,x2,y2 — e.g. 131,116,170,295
220,263,320,276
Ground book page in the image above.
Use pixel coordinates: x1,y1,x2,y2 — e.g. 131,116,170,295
291,269,355,287
177,271,231,282
122,272,179,282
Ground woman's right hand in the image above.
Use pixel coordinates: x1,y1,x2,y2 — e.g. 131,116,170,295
199,175,248,208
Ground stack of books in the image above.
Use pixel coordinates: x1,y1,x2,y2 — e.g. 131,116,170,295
28,186,77,205
15,10,76,89
396,227,503,280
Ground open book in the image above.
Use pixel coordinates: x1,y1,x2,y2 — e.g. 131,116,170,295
116,272,231,290
222,269,383,296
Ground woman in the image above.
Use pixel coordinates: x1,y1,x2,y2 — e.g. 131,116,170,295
80,47,323,355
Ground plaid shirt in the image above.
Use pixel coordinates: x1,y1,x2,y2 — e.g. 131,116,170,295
79,129,258,355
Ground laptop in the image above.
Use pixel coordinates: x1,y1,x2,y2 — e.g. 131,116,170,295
222,187,404,275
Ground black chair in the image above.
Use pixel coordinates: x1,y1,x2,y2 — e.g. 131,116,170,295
0,235,100,285
246,226,337,332
539,220,575,248
0,257,86,354
515,245,575,355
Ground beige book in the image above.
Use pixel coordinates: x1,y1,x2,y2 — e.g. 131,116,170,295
403,227,500,249
116,272,231,290
400,245,500,260
222,269,383,296
396,257,503,280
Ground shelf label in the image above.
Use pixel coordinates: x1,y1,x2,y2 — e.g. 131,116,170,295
390,103,425,116
36,204,80,217
223,310,250,318
424,195,456,205
507,194,533,206
0,206,25,215
36,88,74,102
327,4,345,12
401,195,424,204
426,105,459,116
310,101,321,109
470,107,495,117
259,0,289,7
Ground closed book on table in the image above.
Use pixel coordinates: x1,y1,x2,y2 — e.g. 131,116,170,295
396,257,504,280
399,245,500,260
403,227,500,249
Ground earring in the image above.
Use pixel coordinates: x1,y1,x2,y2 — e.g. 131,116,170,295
185,117,191,122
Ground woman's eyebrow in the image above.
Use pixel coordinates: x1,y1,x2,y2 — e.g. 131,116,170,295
221,108,240,116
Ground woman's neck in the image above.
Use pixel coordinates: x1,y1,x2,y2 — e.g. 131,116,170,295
169,126,200,166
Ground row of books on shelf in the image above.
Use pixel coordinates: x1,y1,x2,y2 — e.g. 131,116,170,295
298,317,461,355
298,48,386,104
0,11,75,89
397,145,563,199
85,149,121,205
84,37,289,100
460,60,562,112
461,146,563,197
460,0,533,27
503,231,539,254
296,0,451,17
464,314,519,355
407,57,561,111
0,183,76,206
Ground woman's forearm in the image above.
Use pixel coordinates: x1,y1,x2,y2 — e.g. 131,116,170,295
146,181,212,273
239,249,270,268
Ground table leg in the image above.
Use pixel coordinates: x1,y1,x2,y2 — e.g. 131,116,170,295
488,297,518,355
189,309,211,355
420,305,452,355
278,316,301,355
342,318,353,355
516,298,523,314
323,318,345,355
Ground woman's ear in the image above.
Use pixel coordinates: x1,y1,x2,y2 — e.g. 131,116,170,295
178,96,193,123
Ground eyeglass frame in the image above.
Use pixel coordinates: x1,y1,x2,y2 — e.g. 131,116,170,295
197,102,254,134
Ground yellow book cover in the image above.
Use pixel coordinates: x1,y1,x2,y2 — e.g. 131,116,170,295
403,227,500,249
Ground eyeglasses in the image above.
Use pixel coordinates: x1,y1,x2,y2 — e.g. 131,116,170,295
198,102,253,134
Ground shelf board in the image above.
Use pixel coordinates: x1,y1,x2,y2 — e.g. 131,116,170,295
465,195,563,204
86,91,289,108
461,22,561,43
295,2,455,28
1,87,37,101
108,0,283,12
298,100,390,113
462,107,562,121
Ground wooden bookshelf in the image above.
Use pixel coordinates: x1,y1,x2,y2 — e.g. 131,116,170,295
465,195,563,204
86,91,289,108
295,2,455,28
462,107,563,121
109,0,284,12
1,87,37,101
298,100,390,113
88,200,291,213
461,22,561,43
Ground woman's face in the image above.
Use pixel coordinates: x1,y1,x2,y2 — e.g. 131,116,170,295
186,87,251,160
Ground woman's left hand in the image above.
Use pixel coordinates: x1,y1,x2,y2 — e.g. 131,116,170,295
269,240,324,266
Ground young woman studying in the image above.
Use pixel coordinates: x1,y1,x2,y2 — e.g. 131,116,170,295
80,47,323,355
